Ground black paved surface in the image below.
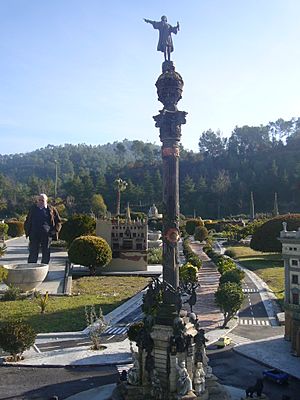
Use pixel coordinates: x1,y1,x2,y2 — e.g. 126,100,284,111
209,347,299,400
239,274,270,326
0,364,119,400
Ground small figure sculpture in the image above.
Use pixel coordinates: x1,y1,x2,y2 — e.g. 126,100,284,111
245,378,264,398
151,369,163,399
144,16,180,61
193,361,206,395
127,342,140,386
176,360,193,396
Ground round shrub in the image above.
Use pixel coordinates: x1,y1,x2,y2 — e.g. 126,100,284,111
6,221,24,237
0,319,36,361
179,262,198,284
224,248,237,259
219,268,245,285
68,235,112,275
185,219,204,236
194,226,209,242
217,257,236,275
250,214,300,252
60,214,96,246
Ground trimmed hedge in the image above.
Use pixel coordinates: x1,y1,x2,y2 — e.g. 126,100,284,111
185,219,204,235
0,222,8,238
179,262,198,284
6,221,24,237
250,214,300,252
0,319,36,361
182,239,202,269
68,235,112,275
60,214,96,246
194,226,209,242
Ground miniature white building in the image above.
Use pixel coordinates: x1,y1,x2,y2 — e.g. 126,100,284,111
148,203,162,219
96,205,148,272
279,223,300,356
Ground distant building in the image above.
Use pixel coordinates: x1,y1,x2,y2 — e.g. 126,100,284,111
148,204,162,219
279,223,300,356
96,204,148,272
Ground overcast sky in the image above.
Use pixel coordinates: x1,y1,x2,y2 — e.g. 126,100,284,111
1,0,299,155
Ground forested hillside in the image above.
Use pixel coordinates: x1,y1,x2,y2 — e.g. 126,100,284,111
0,117,299,218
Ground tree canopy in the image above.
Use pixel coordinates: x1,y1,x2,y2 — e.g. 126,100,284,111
0,117,300,219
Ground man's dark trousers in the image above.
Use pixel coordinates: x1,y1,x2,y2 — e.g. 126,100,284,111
28,232,52,264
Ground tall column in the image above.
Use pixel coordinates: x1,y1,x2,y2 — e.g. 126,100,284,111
153,61,187,325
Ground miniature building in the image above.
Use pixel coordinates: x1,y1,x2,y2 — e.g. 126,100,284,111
279,223,300,356
148,203,162,219
96,205,148,272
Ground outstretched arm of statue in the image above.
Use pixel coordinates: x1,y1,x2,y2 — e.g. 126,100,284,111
177,21,180,31
144,18,153,24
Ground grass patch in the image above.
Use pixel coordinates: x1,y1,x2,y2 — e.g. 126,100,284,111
227,246,284,308
0,276,150,333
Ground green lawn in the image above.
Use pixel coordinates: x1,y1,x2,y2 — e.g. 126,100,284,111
227,246,284,307
0,276,150,333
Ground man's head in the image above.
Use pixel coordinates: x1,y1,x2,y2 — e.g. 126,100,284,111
37,193,48,208
161,15,167,22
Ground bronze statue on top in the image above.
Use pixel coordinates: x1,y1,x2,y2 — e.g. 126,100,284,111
144,16,180,61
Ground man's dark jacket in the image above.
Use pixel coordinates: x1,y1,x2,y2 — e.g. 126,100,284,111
24,205,62,240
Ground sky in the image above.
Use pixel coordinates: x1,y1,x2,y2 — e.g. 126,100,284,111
0,0,300,155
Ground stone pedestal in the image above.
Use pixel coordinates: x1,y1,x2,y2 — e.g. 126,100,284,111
151,324,175,392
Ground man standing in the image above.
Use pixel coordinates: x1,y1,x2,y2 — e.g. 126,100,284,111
24,194,61,264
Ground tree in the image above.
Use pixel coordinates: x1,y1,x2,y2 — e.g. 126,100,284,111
198,129,226,158
68,235,112,275
91,194,107,218
114,178,128,215
215,282,244,328
211,170,231,218
250,214,300,252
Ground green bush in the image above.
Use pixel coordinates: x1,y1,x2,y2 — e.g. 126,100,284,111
0,244,7,258
0,222,8,238
194,226,209,242
148,247,162,264
187,253,202,269
0,319,36,361
217,257,236,275
224,248,237,258
219,268,245,285
6,221,24,237
0,266,8,282
127,321,144,343
250,214,300,252
179,263,198,284
185,219,204,235
68,235,112,275
215,282,244,328
60,214,96,246
2,285,22,301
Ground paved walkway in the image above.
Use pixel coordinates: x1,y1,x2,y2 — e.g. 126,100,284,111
188,241,224,330
0,236,67,294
